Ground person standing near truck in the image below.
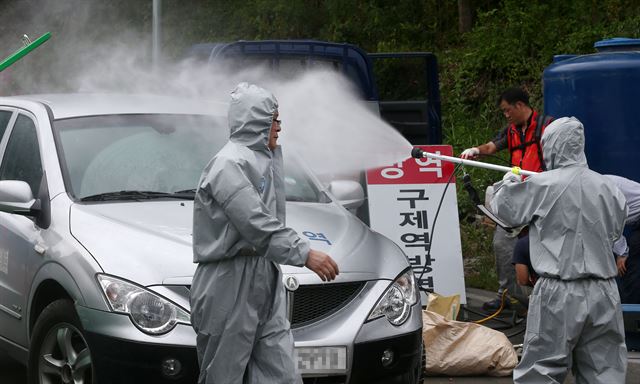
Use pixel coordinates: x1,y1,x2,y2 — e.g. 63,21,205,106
190,82,339,384
460,87,553,311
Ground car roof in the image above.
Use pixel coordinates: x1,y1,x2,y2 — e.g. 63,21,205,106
1,93,228,120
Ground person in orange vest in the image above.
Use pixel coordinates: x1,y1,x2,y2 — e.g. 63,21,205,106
460,87,553,312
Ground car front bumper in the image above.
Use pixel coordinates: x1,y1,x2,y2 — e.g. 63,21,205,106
84,330,198,383
76,279,423,383
82,327,422,384
349,328,422,384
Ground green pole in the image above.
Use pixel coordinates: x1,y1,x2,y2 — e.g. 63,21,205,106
0,32,52,73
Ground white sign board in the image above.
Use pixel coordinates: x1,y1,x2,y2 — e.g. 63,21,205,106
366,145,466,304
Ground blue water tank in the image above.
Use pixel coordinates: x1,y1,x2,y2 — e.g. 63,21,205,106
543,38,640,181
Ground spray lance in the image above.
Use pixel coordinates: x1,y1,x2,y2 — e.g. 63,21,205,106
0,32,52,73
410,147,538,177
411,146,538,231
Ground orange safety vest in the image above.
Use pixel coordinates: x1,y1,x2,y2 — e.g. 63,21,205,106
507,111,554,172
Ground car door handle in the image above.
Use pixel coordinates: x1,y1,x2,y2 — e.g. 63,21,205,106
34,244,46,255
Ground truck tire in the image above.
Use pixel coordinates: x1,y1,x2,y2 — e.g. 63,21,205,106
28,299,95,384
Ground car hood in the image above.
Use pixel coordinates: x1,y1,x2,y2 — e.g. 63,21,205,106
70,200,407,286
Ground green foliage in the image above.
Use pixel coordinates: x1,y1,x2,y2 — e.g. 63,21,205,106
441,0,640,209
461,221,499,291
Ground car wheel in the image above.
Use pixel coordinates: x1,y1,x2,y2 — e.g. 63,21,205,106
28,299,95,384
399,341,424,384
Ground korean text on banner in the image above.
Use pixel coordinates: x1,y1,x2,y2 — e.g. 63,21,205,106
366,145,466,304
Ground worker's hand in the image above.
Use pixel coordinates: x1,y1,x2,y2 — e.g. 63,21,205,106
460,147,479,159
502,171,522,183
616,256,628,276
305,249,339,282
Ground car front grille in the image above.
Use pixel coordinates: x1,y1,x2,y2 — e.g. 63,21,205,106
185,281,366,328
289,281,365,328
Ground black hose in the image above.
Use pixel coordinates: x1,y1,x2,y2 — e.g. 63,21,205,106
416,162,462,285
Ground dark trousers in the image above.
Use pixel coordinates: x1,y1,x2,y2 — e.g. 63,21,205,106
620,225,640,304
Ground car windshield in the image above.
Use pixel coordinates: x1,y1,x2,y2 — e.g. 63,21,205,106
53,114,322,202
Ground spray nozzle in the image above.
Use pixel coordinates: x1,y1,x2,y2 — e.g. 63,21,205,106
411,147,425,158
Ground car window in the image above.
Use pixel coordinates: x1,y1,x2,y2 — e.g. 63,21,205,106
282,160,323,202
55,114,227,199
0,110,12,141
0,114,43,196
54,114,324,202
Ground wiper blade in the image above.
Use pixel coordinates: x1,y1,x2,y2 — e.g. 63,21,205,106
286,196,308,202
173,188,197,194
80,190,194,202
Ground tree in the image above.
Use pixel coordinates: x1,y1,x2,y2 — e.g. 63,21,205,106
458,0,473,33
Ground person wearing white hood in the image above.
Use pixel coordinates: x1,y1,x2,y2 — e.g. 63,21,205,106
490,117,627,383
190,83,339,384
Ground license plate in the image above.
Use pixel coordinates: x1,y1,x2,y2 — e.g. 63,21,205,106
294,346,347,374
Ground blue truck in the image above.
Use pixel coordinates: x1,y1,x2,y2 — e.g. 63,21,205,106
185,40,442,146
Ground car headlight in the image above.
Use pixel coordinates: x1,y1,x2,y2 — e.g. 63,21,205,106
367,269,419,326
97,274,190,335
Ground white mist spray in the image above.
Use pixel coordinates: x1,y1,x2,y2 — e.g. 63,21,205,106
1,1,415,178
269,71,414,177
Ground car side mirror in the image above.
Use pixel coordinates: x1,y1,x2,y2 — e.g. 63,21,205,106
328,180,365,210
0,180,37,216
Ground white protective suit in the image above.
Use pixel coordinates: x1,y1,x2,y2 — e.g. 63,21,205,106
490,117,628,383
190,83,309,384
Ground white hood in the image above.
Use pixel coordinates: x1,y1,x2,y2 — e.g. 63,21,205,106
70,200,407,286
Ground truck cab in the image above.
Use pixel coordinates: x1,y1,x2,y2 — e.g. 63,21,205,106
185,40,442,146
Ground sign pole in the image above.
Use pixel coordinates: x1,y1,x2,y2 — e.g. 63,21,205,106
411,147,539,177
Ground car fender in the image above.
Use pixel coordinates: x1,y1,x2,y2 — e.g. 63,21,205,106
27,262,89,339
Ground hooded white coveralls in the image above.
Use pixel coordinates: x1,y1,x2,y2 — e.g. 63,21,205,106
490,117,628,383
190,83,309,384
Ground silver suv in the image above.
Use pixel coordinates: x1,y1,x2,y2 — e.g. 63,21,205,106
0,94,422,384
